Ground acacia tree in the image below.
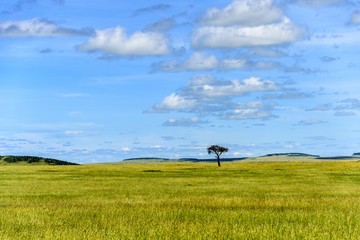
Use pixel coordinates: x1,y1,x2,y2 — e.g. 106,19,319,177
207,145,229,167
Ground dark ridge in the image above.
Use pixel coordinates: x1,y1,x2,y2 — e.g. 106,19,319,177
353,152,360,156
263,153,320,157
0,156,78,165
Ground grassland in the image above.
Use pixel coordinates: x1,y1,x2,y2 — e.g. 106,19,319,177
1,161,360,239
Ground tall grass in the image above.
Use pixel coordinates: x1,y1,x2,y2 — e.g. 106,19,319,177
1,162,360,239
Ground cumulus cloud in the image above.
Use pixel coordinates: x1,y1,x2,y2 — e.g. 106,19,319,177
121,147,131,151
248,48,285,57
201,0,283,26
192,0,303,49
180,52,219,70
236,101,270,109
183,75,281,99
223,101,275,120
192,17,304,49
63,130,89,137
0,18,91,37
147,93,197,113
223,108,273,120
219,58,278,70
153,53,279,72
162,117,206,127
77,26,171,56
350,9,360,24
147,74,281,120
153,52,219,72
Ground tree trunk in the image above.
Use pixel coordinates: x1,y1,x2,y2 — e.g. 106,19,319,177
217,156,221,167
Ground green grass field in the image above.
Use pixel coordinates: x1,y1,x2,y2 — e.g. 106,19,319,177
1,161,360,239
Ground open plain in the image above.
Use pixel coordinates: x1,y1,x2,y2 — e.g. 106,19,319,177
1,160,360,239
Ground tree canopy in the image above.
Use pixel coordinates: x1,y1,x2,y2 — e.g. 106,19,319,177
207,145,229,167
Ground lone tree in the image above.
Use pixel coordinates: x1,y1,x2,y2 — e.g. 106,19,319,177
207,145,229,167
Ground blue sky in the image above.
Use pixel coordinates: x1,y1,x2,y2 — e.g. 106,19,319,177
1,0,360,163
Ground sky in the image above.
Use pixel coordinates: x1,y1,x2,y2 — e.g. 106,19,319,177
1,0,360,163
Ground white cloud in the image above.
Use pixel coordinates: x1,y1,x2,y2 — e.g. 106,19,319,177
64,130,87,136
153,52,219,72
220,58,278,70
147,74,281,121
121,147,131,151
202,0,283,27
236,101,268,109
350,9,360,24
187,74,217,87
248,48,285,57
223,101,275,120
192,17,304,49
233,152,241,156
223,109,272,120
184,52,219,70
147,93,197,112
184,76,281,98
219,59,248,69
162,117,205,127
154,53,279,72
78,26,171,56
0,18,90,37
233,151,253,157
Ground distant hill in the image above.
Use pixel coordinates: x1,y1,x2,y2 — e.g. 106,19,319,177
262,153,320,157
97,152,360,165
0,156,78,165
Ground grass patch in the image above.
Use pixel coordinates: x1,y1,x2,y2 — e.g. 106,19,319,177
1,161,360,239
142,169,162,172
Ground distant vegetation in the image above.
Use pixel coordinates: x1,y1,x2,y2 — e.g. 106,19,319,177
0,156,78,165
